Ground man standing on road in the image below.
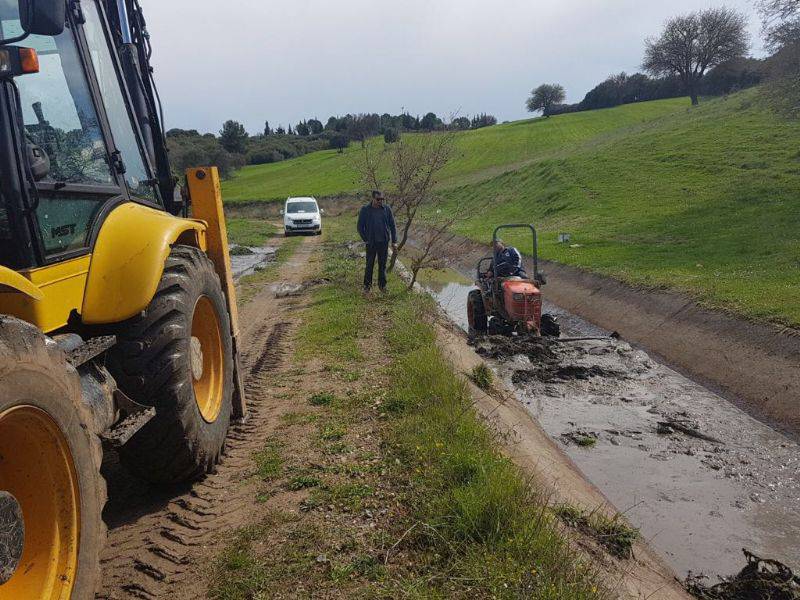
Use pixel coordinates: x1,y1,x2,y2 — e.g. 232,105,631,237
357,190,398,293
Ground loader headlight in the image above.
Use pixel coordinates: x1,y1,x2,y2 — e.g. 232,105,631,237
512,293,524,302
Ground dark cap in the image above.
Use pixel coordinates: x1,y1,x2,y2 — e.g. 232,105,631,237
372,190,385,200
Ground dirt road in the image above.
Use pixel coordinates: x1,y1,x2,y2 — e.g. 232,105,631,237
98,235,320,599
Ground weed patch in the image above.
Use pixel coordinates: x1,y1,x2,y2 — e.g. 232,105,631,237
319,423,346,441
253,440,283,481
555,504,639,559
470,363,494,391
309,392,335,406
287,474,322,491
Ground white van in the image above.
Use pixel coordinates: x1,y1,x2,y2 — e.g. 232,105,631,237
281,197,323,236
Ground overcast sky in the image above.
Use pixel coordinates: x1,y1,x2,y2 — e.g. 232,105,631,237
139,0,764,134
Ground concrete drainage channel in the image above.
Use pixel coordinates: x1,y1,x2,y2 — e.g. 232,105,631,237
414,267,800,582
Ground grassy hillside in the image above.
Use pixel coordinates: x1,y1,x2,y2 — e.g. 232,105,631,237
223,89,800,326
221,98,688,202
443,89,800,325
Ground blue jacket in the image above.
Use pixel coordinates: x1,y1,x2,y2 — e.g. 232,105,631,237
358,204,397,245
494,247,526,277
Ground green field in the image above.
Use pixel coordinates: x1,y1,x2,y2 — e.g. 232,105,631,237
223,90,800,326
443,90,800,325
221,98,688,202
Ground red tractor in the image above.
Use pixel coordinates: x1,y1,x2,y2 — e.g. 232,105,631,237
467,224,560,337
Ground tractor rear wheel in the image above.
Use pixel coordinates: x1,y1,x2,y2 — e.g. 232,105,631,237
108,245,234,484
467,289,488,333
0,317,105,599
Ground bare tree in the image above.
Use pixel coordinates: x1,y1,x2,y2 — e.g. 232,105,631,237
404,204,474,290
643,8,749,106
760,0,800,50
526,84,566,117
758,1,800,114
355,132,455,272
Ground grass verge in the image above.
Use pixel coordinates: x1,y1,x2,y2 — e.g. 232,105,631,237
227,217,278,247
210,216,604,598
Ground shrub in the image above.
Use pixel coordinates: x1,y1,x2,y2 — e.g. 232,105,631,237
383,128,400,143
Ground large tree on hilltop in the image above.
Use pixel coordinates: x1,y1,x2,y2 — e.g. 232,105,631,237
526,84,566,117
643,7,748,106
219,120,248,154
307,118,324,135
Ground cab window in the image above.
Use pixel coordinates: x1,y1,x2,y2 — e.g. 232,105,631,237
3,12,120,256
82,0,157,202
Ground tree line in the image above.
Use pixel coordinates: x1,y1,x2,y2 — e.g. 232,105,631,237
526,5,795,118
166,110,498,178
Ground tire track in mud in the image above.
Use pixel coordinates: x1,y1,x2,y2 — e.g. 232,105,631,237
98,237,317,599
98,321,292,599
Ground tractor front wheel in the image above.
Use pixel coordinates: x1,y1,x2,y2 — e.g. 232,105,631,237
541,313,561,337
467,289,488,334
0,317,106,599
109,245,234,484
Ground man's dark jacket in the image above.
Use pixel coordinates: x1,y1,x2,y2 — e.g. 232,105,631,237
494,247,526,277
358,203,397,245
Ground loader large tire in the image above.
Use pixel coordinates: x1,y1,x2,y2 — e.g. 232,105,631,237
109,245,234,484
0,317,105,600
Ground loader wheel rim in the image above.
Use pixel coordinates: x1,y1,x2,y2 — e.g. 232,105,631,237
0,406,80,599
191,295,225,423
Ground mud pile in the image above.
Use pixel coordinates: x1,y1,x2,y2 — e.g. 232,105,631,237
471,334,559,363
472,334,629,385
686,550,800,600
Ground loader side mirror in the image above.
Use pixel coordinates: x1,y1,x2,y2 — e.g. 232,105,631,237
535,272,547,287
19,0,66,36
320,208,325,215
279,209,284,216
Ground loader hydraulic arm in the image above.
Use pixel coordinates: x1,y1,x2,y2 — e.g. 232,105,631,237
104,0,182,215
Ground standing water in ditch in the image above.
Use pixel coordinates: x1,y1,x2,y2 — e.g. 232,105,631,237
415,266,800,581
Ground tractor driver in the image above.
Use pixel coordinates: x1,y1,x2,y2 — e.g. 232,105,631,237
488,239,527,279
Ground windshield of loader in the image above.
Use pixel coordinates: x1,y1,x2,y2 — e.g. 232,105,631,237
82,0,156,201
0,2,120,257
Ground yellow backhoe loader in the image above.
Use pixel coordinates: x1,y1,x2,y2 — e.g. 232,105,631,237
0,0,247,597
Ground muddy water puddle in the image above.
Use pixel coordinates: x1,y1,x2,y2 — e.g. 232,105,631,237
416,267,800,580
230,245,277,278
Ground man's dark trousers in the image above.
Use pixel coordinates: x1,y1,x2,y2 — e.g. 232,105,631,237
364,242,389,290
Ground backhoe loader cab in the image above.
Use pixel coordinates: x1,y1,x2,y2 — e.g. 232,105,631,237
0,1,245,597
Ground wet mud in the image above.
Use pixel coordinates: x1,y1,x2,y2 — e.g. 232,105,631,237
415,267,800,581
229,245,276,278
686,550,800,600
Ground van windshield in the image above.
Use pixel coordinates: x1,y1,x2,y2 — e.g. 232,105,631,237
287,202,317,214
